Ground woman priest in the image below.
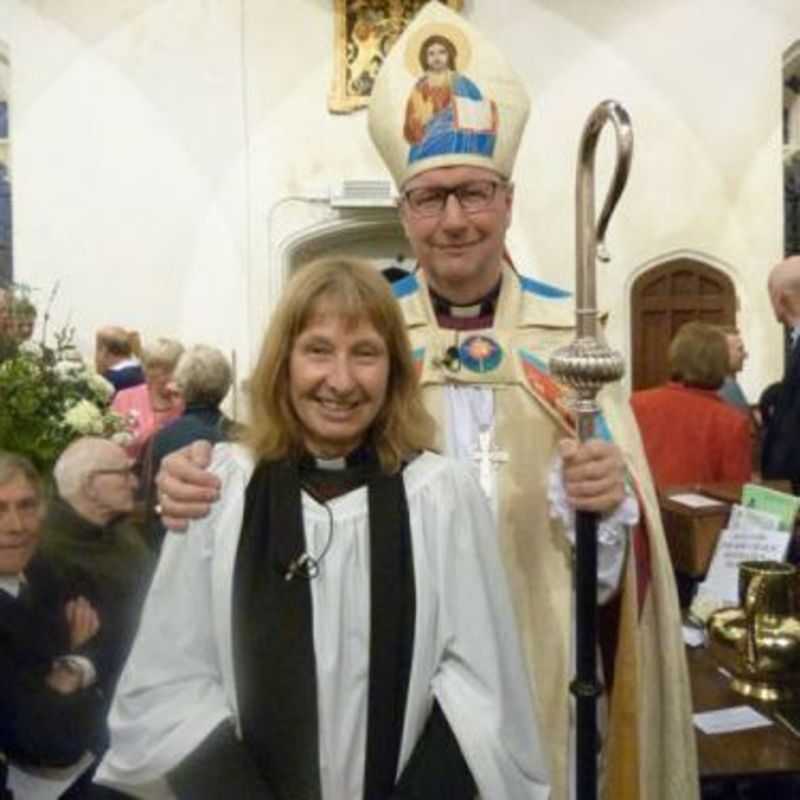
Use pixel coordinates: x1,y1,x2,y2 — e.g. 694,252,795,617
96,259,549,800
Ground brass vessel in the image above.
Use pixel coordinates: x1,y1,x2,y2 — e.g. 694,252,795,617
707,561,800,701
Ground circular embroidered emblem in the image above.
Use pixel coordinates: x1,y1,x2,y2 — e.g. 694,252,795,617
459,335,503,373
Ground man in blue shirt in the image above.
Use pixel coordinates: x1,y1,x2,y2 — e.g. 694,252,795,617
95,326,144,394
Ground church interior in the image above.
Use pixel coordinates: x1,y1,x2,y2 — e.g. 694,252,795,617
3,1,800,798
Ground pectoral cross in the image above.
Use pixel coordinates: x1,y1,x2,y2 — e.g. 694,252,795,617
471,429,509,499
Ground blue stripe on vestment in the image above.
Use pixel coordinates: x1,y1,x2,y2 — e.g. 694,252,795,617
392,274,420,299
519,275,571,299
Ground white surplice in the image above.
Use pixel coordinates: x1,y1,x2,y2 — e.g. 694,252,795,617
96,444,550,800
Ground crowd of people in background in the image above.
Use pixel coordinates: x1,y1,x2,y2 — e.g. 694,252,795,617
0,284,241,799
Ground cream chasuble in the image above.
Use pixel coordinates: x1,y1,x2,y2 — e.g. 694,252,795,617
393,264,699,800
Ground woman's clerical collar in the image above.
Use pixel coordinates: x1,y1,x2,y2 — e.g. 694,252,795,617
300,444,376,473
300,445,378,502
314,456,347,471
429,279,501,331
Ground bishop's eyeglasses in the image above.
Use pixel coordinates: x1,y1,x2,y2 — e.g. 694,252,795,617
401,179,508,218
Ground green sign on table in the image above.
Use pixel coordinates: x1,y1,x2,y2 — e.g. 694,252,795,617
741,483,800,530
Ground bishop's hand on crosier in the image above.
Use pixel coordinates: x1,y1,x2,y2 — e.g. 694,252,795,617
558,437,626,514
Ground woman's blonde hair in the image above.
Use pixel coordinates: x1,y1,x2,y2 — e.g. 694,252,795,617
246,258,436,472
142,337,184,373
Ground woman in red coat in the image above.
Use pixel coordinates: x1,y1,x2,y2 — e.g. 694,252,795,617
631,321,751,490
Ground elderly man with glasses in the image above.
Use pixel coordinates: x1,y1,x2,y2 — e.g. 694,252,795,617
40,437,155,699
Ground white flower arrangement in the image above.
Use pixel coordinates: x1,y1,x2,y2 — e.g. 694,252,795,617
0,321,132,471
17,340,43,358
54,360,85,379
64,399,106,435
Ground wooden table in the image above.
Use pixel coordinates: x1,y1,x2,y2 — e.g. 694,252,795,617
689,644,800,780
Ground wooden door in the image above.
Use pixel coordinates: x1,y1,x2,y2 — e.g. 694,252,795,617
630,259,737,391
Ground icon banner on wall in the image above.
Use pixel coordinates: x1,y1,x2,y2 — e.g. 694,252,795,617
329,0,463,114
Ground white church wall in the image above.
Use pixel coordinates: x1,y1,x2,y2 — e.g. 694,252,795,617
238,0,393,357
6,1,251,384
3,0,799,401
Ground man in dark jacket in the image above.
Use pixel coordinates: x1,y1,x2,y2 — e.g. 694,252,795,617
144,344,235,552
762,256,800,491
42,437,156,696
0,450,105,793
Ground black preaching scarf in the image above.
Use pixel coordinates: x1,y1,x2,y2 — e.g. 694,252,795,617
231,453,416,800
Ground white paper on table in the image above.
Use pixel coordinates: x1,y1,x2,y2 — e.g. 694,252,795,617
667,492,726,509
693,706,773,735
728,504,781,532
696,525,792,606
682,624,706,648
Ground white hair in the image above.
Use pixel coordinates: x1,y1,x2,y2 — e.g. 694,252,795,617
173,345,232,406
53,437,123,500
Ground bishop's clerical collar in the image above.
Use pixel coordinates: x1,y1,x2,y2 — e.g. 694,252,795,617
429,279,502,331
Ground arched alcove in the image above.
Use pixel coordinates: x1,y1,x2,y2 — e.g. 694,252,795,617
236,204,412,410
283,214,411,276
252,201,411,361
630,257,736,391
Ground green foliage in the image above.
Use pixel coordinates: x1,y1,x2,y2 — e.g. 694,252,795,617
0,327,129,472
